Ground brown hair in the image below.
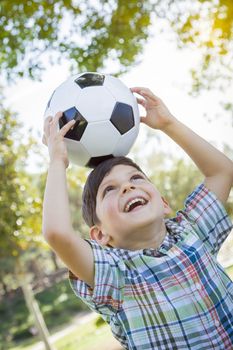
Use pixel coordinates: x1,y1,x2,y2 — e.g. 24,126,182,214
82,156,145,227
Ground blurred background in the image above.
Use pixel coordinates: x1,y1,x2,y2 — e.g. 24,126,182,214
0,1,232,349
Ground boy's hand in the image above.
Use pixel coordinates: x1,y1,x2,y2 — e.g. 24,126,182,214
42,112,75,168
131,87,175,131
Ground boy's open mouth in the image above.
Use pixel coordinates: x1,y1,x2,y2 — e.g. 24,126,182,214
124,197,148,213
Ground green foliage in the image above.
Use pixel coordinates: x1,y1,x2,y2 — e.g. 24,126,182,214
0,107,22,255
0,0,153,81
1,0,232,94
151,158,203,215
36,279,88,328
95,316,106,328
67,165,90,237
0,101,47,298
0,278,88,346
0,103,43,260
162,0,233,93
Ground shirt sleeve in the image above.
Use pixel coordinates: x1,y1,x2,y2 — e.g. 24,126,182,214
178,183,233,255
69,240,125,318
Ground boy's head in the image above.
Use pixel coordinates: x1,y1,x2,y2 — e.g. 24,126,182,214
82,156,171,249
82,157,144,227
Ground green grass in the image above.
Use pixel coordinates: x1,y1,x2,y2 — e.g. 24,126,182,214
36,280,88,331
226,264,233,279
10,340,38,350
0,279,88,348
10,316,116,350
54,317,115,350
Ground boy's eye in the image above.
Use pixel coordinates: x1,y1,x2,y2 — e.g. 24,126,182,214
131,174,144,181
103,185,115,197
102,174,145,198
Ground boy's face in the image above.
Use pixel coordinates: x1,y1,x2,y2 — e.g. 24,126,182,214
91,164,170,249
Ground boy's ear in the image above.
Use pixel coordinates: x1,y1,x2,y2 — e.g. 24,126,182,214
161,196,172,215
89,225,110,246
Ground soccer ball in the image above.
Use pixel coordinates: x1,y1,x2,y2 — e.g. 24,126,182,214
44,72,140,167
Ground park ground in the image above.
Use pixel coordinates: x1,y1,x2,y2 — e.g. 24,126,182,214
10,312,123,350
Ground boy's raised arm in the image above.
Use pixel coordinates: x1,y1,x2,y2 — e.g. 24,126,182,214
131,87,233,204
162,118,233,204
42,113,94,288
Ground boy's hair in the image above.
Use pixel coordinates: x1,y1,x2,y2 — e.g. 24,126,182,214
82,156,145,227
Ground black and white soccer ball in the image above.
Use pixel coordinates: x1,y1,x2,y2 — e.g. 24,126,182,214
44,72,140,167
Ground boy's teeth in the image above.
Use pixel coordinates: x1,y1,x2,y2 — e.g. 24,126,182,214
124,197,147,212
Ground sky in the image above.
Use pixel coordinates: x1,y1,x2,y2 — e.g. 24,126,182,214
4,23,233,173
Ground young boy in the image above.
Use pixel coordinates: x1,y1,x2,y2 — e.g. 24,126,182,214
42,87,233,349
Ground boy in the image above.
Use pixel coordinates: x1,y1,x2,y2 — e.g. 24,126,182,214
42,87,233,349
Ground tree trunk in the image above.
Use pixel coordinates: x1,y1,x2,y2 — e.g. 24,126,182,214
17,261,56,350
50,251,60,271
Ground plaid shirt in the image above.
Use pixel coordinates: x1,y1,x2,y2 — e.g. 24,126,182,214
69,184,233,349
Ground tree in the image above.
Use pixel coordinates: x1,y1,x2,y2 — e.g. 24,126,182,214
0,99,54,349
158,0,233,94
67,165,90,237
0,0,153,81
1,0,232,93
0,102,42,260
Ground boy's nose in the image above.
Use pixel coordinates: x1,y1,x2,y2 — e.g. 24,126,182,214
122,183,136,194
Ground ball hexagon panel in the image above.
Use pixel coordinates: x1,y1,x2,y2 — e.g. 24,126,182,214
104,75,135,105
59,107,88,141
65,138,91,167
75,86,116,123
75,72,105,89
113,127,139,156
110,102,135,135
49,80,82,115
81,121,120,156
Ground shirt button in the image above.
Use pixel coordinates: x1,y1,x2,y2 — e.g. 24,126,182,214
214,318,220,327
191,282,202,293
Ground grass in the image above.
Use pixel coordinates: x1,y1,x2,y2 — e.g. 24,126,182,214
10,315,118,350
54,317,116,350
0,279,88,348
226,264,233,279
10,339,39,350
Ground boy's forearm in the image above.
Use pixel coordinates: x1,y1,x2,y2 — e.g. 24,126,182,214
43,160,73,238
163,118,233,178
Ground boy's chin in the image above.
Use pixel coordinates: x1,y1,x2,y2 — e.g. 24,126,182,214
125,214,160,228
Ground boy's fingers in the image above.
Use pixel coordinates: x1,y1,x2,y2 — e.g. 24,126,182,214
60,119,76,137
140,116,147,124
51,111,63,125
49,111,63,135
131,87,149,94
142,90,160,102
42,134,47,146
136,97,146,107
43,116,53,133
130,87,143,93
131,87,159,102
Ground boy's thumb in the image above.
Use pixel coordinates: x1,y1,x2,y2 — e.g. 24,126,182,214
140,116,147,124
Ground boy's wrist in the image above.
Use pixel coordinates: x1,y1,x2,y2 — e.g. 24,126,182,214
48,158,68,170
159,115,179,134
